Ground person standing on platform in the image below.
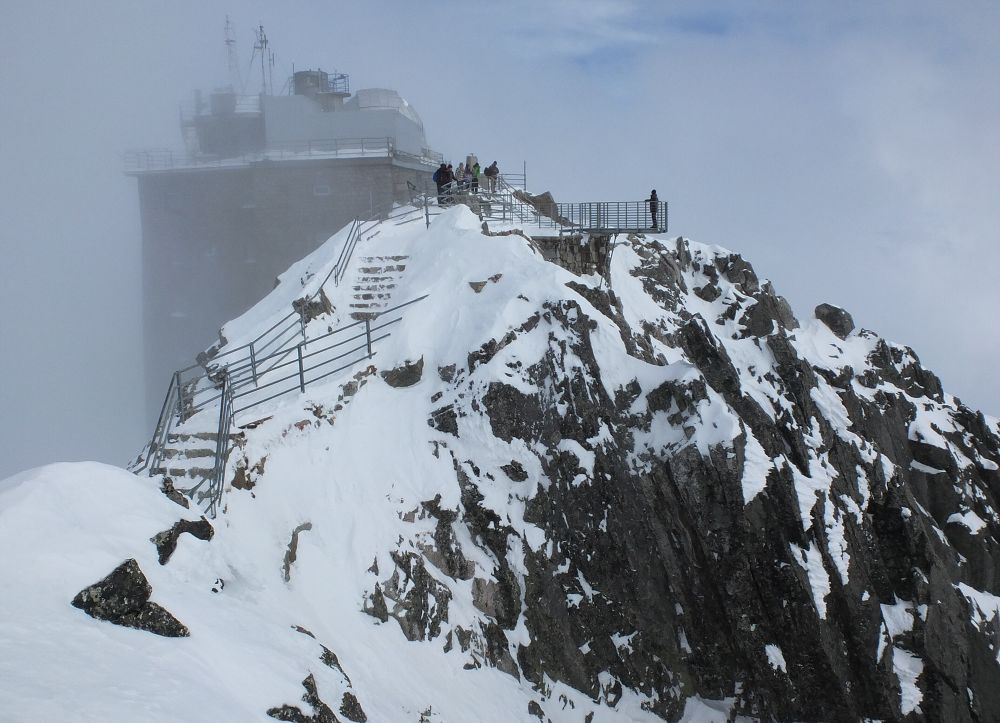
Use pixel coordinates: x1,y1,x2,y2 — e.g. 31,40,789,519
484,161,499,192
433,163,447,205
645,189,660,229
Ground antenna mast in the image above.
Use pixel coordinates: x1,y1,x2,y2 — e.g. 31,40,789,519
253,25,272,95
224,16,242,91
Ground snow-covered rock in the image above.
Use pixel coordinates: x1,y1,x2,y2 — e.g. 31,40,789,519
4,205,1000,721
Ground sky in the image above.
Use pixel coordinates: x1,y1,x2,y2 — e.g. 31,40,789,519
1,1,998,478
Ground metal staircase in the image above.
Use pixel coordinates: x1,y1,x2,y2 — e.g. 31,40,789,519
132,202,428,516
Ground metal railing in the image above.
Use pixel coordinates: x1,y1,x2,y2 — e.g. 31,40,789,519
528,201,668,234
136,199,429,514
428,176,668,235
147,296,425,517
125,138,442,173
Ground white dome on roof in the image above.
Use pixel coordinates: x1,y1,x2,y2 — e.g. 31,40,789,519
345,88,424,130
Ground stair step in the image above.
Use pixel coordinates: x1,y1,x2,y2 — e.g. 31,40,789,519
360,255,408,262
167,432,238,443
161,447,215,459
152,466,214,478
358,265,406,274
353,293,393,301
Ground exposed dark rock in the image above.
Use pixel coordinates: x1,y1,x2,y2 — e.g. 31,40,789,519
483,382,545,444
292,289,333,322
428,405,459,436
501,460,528,482
339,692,367,722
283,522,313,582
364,584,389,623
71,559,188,637
160,478,189,508
420,495,475,580
266,674,337,723
739,284,799,337
694,283,721,302
380,357,424,388
467,313,541,373
379,552,452,641
232,455,266,491
442,240,1000,719
815,303,855,339
150,517,214,564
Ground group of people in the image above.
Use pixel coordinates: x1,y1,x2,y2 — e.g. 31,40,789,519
432,160,661,230
433,158,500,205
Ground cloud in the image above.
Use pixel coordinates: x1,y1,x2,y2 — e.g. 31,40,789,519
1,0,998,479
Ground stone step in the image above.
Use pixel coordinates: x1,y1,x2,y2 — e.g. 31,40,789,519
167,432,238,443
349,311,379,321
352,292,393,301
360,255,408,262
358,265,406,274
152,466,214,479
161,447,215,460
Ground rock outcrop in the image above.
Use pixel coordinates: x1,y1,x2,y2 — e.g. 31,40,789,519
369,235,1000,720
71,559,189,637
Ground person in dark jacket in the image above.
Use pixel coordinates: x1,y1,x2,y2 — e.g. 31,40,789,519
645,189,659,229
433,163,448,205
443,164,456,204
484,161,499,192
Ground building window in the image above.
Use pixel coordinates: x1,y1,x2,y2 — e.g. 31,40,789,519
313,173,332,197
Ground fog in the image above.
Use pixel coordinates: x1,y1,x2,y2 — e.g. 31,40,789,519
2,1,998,479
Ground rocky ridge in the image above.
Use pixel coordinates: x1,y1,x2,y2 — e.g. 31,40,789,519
221,215,1000,720
4,207,999,722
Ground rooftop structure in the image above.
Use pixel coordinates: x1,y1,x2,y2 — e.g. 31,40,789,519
128,37,441,420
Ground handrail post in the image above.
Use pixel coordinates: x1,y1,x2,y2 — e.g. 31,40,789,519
365,319,373,359
299,310,307,347
249,342,258,386
424,183,431,229
297,344,306,392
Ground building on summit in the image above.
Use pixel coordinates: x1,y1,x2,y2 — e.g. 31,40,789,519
127,49,441,417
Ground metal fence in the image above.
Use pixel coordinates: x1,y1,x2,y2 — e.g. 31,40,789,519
135,201,430,515
423,176,668,235
124,138,442,172
531,201,668,234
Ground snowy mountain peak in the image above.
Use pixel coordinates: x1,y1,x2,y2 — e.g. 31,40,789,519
4,204,1000,721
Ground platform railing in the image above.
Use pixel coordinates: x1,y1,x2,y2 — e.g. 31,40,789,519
124,138,442,172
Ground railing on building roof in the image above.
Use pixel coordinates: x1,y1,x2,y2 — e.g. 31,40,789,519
124,137,442,173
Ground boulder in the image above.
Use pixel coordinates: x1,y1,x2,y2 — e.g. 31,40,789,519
815,302,855,339
380,357,424,388
71,559,188,637
150,517,214,564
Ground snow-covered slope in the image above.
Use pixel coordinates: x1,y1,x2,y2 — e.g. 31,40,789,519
4,206,1000,722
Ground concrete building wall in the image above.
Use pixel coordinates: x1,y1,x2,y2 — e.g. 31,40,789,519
138,157,432,417
261,95,428,155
